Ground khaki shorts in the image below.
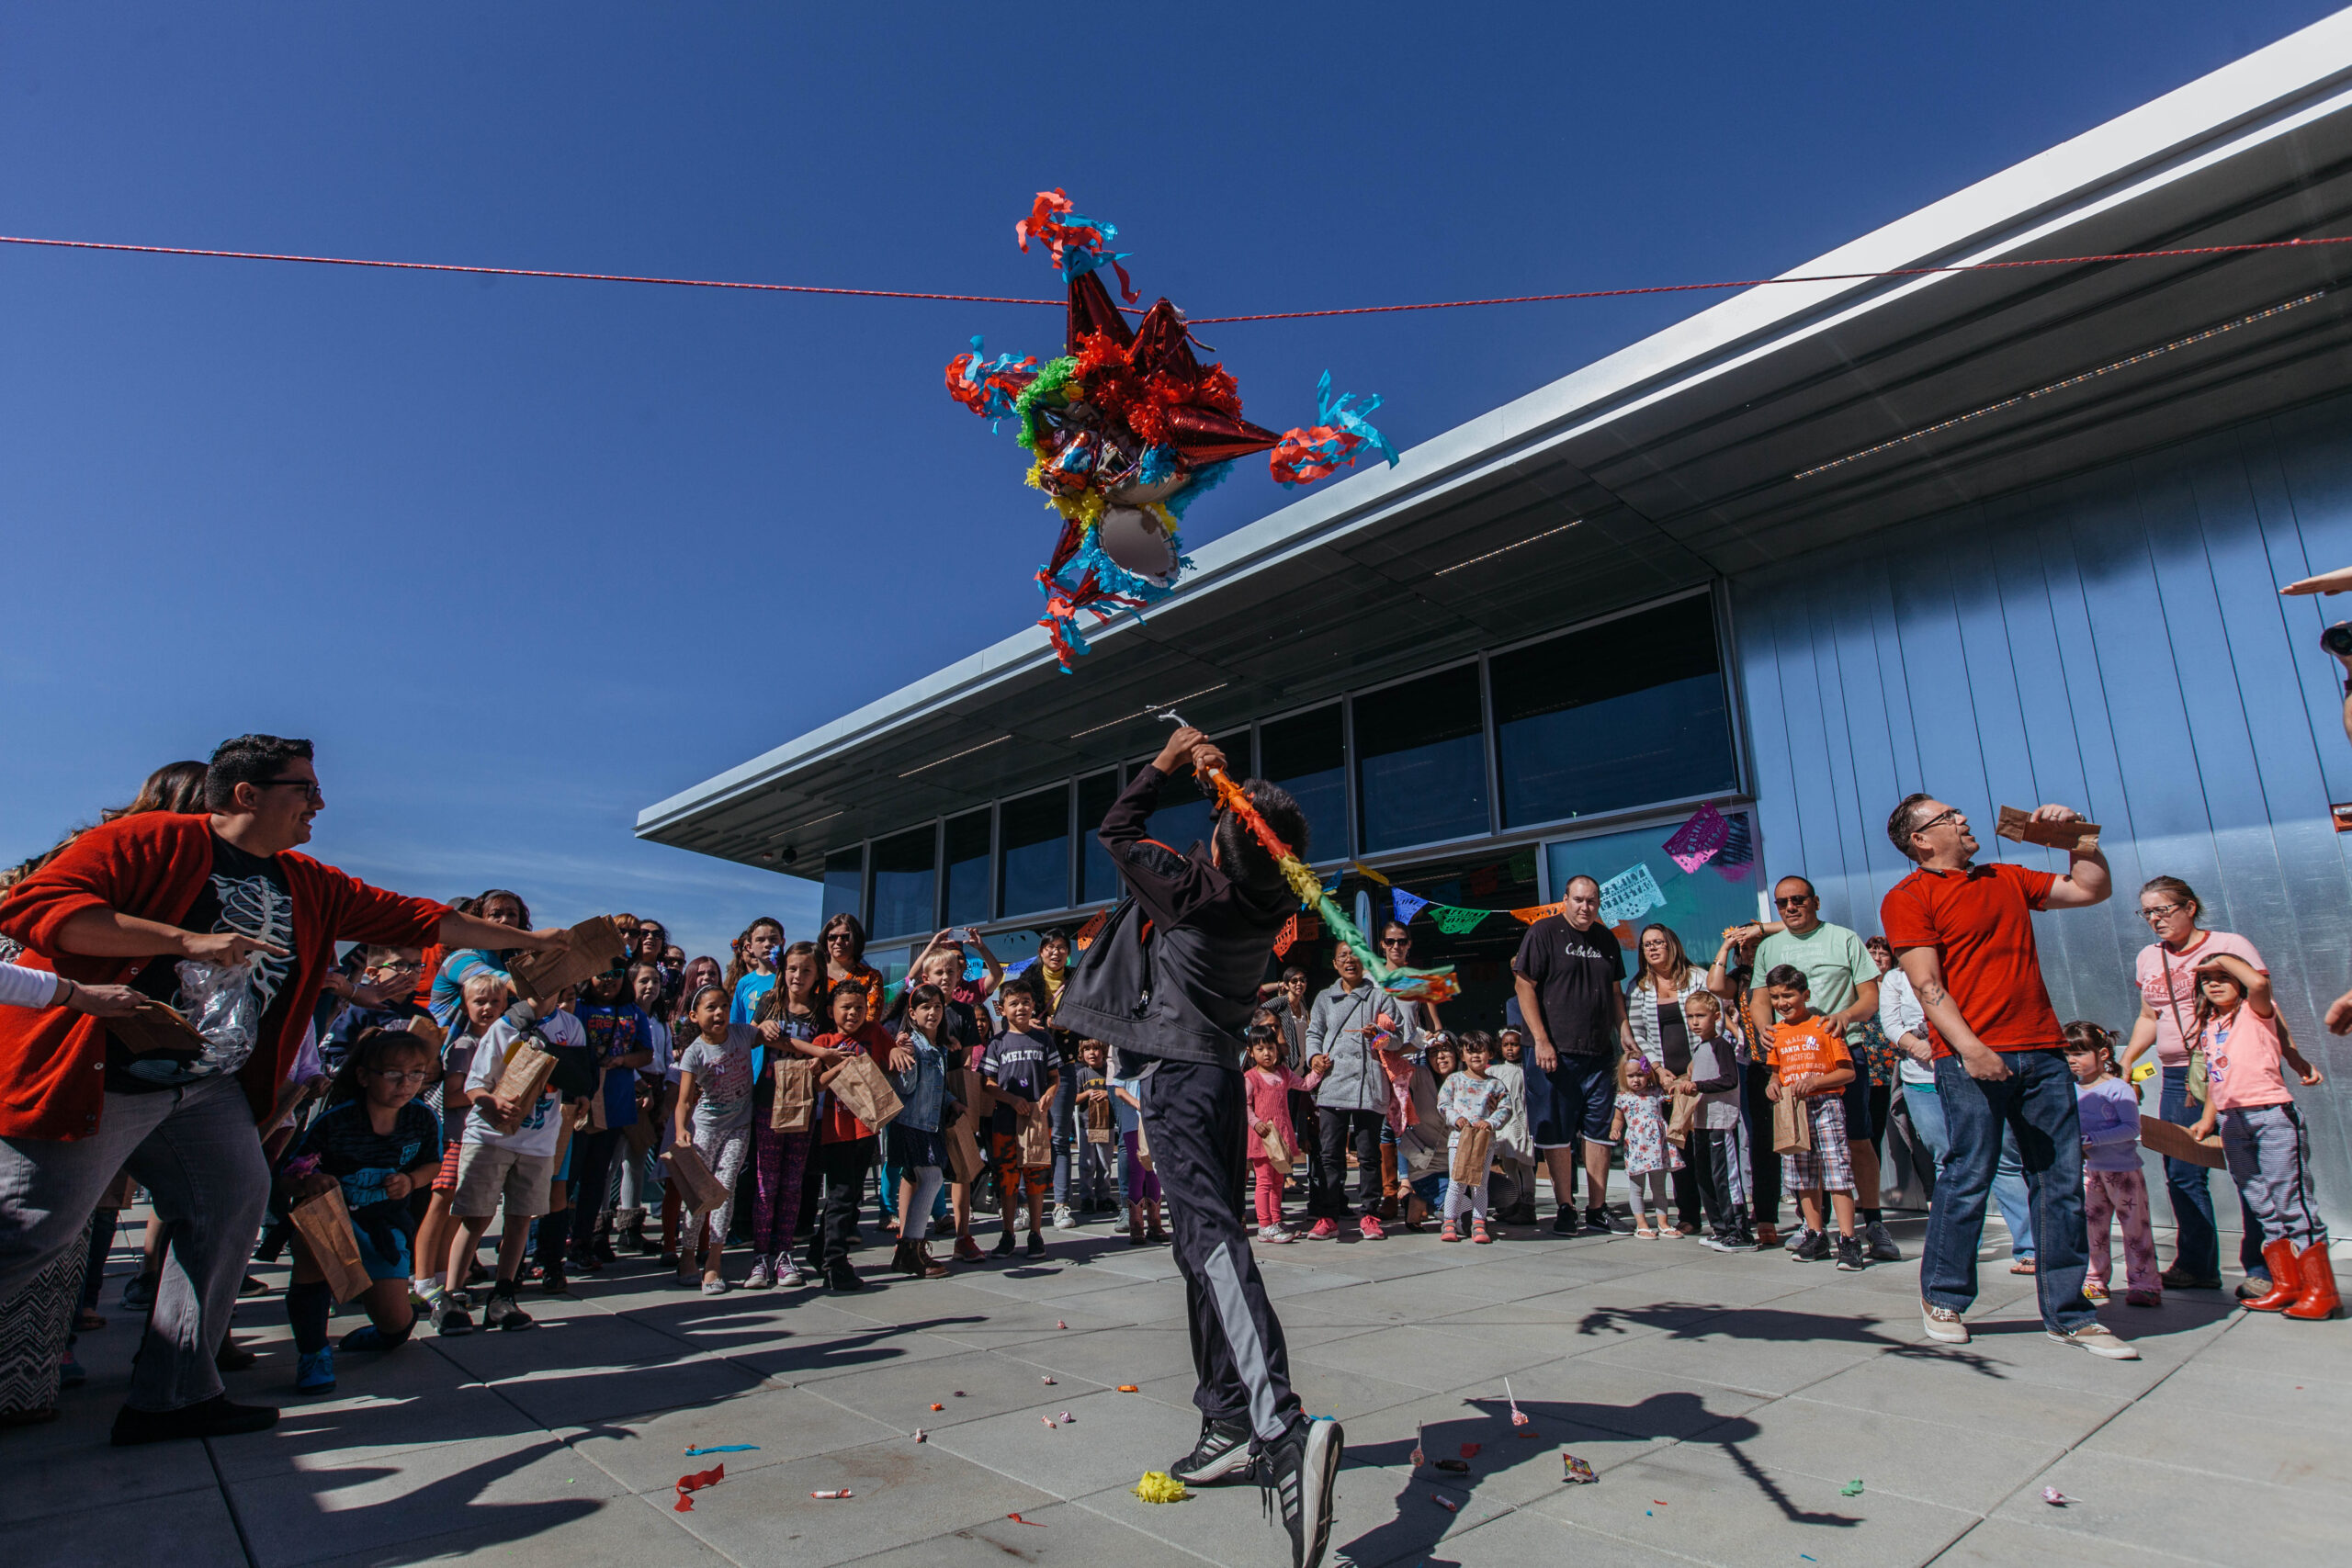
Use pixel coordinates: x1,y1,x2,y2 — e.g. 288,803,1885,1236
451,1141,555,1219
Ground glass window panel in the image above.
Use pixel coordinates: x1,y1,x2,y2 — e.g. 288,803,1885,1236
869,827,937,941
1129,730,1250,859
943,810,992,928
821,846,865,927
1353,665,1489,852
1258,705,1347,864
998,784,1070,918
1076,772,1124,905
1543,809,1759,957
1492,595,1737,827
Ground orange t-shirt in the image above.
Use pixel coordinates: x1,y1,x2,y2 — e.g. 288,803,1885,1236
1767,1014,1852,1098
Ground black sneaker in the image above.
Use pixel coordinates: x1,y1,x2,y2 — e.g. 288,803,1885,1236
1169,1416,1257,1485
1261,1416,1344,1568
538,1267,570,1297
1584,1208,1615,1235
828,1266,865,1292
437,1305,473,1337
484,1294,536,1331
109,1393,279,1447
1791,1229,1832,1262
993,1229,1016,1257
1025,1232,1046,1259
1834,1235,1867,1271
1552,1207,1578,1236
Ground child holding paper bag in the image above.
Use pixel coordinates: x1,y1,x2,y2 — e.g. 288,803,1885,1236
1244,1024,1329,1242
673,985,785,1294
1437,1033,1508,1244
279,1029,445,1394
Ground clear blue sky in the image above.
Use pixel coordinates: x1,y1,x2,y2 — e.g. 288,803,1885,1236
1,3,2335,964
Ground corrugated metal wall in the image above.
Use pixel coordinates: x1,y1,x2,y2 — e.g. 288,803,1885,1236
1735,389,2352,1232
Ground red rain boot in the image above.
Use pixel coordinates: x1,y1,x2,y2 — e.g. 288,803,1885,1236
2243,1238,2304,1313
2284,1241,2344,1321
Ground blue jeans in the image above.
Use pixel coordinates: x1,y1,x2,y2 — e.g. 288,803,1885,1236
1902,1082,2035,1259
2157,1066,2264,1280
1919,1050,2092,1332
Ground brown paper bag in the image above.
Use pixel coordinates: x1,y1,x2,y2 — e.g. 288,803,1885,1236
1995,806,2100,852
662,1143,732,1212
1016,1101,1052,1168
950,1065,995,1127
1135,1115,1154,1171
2139,1114,2225,1169
822,1052,903,1132
288,1186,372,1303
107,999,210,1056
506,915,629,1004
1667,1089,1700,1147
771,1057,816,1134
944,1117,988,1186
1259,1122,1294,1174
493,1040,560,1110
585,1085,607,1133
1772,1091,1813,1156
1085,1096,1114,1145
1450,1122,1495,1184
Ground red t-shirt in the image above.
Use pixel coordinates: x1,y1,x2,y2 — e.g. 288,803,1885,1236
1879,861,2061,1056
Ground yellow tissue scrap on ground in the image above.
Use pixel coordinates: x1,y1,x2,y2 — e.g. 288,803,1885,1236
1132,1471,1192,1504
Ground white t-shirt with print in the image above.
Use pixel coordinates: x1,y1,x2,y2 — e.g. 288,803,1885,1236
460,1009,583,1156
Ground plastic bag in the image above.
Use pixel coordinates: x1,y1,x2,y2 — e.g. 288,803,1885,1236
175,959,261,1055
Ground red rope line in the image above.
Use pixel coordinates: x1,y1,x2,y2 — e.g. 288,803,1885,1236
2,230,2346,321
0,232,1063,308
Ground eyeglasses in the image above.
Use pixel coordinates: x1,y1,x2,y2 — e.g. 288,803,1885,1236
366,1068,433,1084
2140,903,2188,921
1911,807,1962,836
1774,895,1815,908
258,777,324,805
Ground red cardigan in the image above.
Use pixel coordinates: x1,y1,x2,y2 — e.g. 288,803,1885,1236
0,813,449,1141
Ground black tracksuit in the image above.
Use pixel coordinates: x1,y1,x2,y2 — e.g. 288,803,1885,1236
1057,765,1302,1444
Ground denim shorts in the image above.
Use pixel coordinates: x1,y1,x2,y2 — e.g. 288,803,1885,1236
1530,1053,1616,1149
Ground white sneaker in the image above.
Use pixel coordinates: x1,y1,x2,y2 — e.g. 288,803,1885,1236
701,1276,731,1296
1053,1204,1077,1231
1920,1302,1971,1344
745,1256,774,1290
1258,1224,1294,1244
2047,1322,2140,1360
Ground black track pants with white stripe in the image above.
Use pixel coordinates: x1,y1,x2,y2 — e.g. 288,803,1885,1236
1139,1057,1304,1444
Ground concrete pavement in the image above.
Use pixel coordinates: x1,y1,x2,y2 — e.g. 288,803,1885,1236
16,1203,2346,1567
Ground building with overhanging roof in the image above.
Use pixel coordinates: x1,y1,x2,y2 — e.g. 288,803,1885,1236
645,15,2352,1225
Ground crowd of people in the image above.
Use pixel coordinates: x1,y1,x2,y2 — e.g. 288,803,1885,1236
0,742,2338,1470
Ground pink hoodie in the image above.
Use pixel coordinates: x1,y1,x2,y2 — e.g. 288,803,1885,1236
1245,1063,1323,1161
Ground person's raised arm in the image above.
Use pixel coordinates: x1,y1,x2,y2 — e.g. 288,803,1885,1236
437,909,570,955
2030,805,2111,908
968,931,1004,989
2205,953,2274,1018
1894,944,2009,1081
53,907,284,965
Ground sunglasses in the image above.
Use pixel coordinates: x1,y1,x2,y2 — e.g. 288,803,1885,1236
258,777,324,805
1774,895,1815,908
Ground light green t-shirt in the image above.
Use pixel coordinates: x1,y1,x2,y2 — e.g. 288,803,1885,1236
1754,922,1877,1043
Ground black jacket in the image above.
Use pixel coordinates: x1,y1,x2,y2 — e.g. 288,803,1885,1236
1055,765,1293,1071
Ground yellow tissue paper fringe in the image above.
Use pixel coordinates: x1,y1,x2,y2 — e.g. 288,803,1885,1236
1132,1471,1192,1504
